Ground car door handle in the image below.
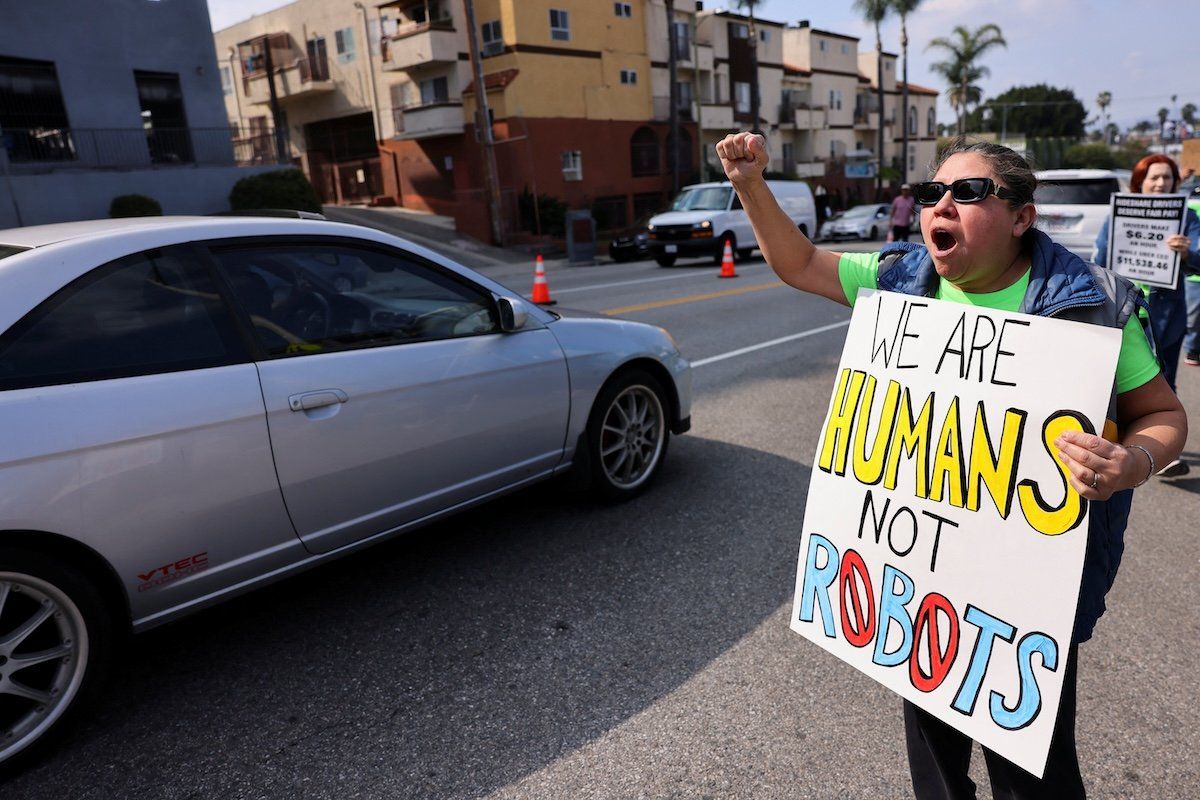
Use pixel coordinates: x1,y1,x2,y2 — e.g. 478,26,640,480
288,389,349,412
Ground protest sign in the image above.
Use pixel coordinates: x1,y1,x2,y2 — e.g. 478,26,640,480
789,290,1121,777
1106,192,1187,288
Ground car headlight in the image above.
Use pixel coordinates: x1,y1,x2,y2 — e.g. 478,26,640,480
692,220,712,230
657,326,679,349
635,233,648,242
647,223,656,232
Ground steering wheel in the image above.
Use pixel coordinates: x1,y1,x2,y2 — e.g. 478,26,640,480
286,291,332,340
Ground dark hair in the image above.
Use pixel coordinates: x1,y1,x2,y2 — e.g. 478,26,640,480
929,138,1037,207
1130,154,1179,193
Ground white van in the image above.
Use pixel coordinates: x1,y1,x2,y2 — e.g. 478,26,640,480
647,180,817,267
1033,169,1124,258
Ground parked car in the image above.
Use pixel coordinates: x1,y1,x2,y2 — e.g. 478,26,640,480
817,203,890,242
1033,169,1123,258
608,214,654,262
647,180,817,267
0,216,692,772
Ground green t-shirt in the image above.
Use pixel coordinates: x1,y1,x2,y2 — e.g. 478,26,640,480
838,252,1160,394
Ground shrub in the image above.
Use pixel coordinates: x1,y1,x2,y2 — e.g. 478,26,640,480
517,187,567,237
1062,143,1116,170
109,194,162,217
229,169,322,213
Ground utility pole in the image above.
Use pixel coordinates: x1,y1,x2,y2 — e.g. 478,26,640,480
693,4,703,183
262,40,288,163
462,0,504,245
355,2,383,144
667,0,680,194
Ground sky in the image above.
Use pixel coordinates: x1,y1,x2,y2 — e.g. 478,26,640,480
206,0,1200,129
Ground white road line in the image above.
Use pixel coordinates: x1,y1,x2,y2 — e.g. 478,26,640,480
552,264,766,295
691,319,851,367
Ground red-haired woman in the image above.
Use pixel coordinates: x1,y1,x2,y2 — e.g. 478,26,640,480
1094,154,1200,477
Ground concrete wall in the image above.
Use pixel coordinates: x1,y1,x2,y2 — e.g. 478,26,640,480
0,164,278,230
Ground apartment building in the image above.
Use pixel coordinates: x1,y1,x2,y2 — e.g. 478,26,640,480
0,0,275,228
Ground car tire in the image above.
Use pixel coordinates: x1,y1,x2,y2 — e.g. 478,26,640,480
713,234,736,265
654,254,676,267
0,547,117,775
869,226,878,240
799,224,809,238
737,247,755,260
585,368,671,502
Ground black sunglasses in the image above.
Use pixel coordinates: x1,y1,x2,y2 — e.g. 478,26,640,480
911,178,1021,206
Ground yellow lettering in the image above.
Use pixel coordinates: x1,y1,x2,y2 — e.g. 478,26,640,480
883,388,934,497
1017,412,1089,536
928,397,966,507
967,405,1027,518
852,377,901,484
818,368,865,475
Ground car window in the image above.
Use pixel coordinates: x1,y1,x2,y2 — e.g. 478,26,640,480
671,187,732,211
209,242,500,357
1034,179,1120,205
0,247,245,391
0,244,29,260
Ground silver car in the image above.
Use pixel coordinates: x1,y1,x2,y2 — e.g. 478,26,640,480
817,203,890,242
0,217,691,771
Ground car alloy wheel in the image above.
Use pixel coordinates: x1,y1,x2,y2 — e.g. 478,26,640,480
0,550,114,773
587,370,669,500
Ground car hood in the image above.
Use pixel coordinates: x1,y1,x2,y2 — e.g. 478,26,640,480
650,210,720,226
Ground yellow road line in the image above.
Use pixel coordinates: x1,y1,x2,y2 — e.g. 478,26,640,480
602,280,786,315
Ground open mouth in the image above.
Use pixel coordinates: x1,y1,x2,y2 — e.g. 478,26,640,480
930,229,958,255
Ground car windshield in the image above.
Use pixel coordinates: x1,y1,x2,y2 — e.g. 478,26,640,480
671,187,731,211
843,205,879,219
0,244,29,260
1034,179,1120,205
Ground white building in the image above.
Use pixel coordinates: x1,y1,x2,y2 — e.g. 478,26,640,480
0,0,277,228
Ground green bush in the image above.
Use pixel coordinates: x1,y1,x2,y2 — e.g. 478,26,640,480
229,169,322,213
1062,143,1116,170
109,194,162,217
517,187,567,237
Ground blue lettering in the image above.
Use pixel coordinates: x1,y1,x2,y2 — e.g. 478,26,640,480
989,632,1058,730
872,564,915,667
951,605,1016,715
798,534,838,638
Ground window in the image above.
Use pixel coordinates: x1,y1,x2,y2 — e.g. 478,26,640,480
731,23,749,39
734,81,750,114
419,76,449,105
676,80,694,110
481,20,503,57
549,9,570,41
908,106,917,135
673,21,690,60
759,29,770,43
818,40,827,52
220,65,233,95
135,70,193,164
210,244,499,357
620,69,637,85
836,90,843,110
0,55,73,162
335,27,356,63
781,141,793,165
614,2,632,17
909,145,916,172
0,248,245,390
841,43,848,55
562,150,582,181
631,127,659,176
829,90,842,111
927,107,935,136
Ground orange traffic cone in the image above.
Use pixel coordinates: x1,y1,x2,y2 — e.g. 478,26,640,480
531,254,556,304
718,239,738,278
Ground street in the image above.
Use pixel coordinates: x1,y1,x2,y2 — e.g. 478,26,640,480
4,248,1198,799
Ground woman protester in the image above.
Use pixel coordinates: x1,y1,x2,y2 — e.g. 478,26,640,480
715,132,1187,799
1093,154,1200,478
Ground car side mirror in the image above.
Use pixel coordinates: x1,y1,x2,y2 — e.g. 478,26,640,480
497,296,529,332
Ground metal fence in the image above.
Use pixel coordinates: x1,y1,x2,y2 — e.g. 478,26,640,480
1,127,288,169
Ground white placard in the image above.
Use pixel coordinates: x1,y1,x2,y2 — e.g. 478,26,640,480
1106,192,1187,288
789,290,1121,777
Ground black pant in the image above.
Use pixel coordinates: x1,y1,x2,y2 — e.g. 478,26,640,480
904,645,1084,800
892,224,912,242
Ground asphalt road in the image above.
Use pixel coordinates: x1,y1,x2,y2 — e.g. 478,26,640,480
6,244,1198,799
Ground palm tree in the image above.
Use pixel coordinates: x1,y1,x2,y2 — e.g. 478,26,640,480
926,24,1006,136
890,0,924,184
1182,103,1196,126
853,0,890,195
1096,91,1111,144
734,1,761,130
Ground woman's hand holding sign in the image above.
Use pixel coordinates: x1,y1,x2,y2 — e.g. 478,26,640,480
1054,430,1153,500
1166,233,1192,255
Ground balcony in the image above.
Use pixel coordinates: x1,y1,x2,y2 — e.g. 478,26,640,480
393,101,465,139
779,105,827,130
794,159,826,178
382,21,459,71
1,126,285,170
699,104,733,130
854,111,881,130
245,57,334,105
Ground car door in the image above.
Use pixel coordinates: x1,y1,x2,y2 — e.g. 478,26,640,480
206,237,571,554
0,244,296,623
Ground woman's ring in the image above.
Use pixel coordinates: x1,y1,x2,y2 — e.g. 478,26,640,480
1090,471,1100,489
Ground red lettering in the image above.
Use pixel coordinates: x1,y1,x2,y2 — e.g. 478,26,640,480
838,549,876,648
910,592,959,692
